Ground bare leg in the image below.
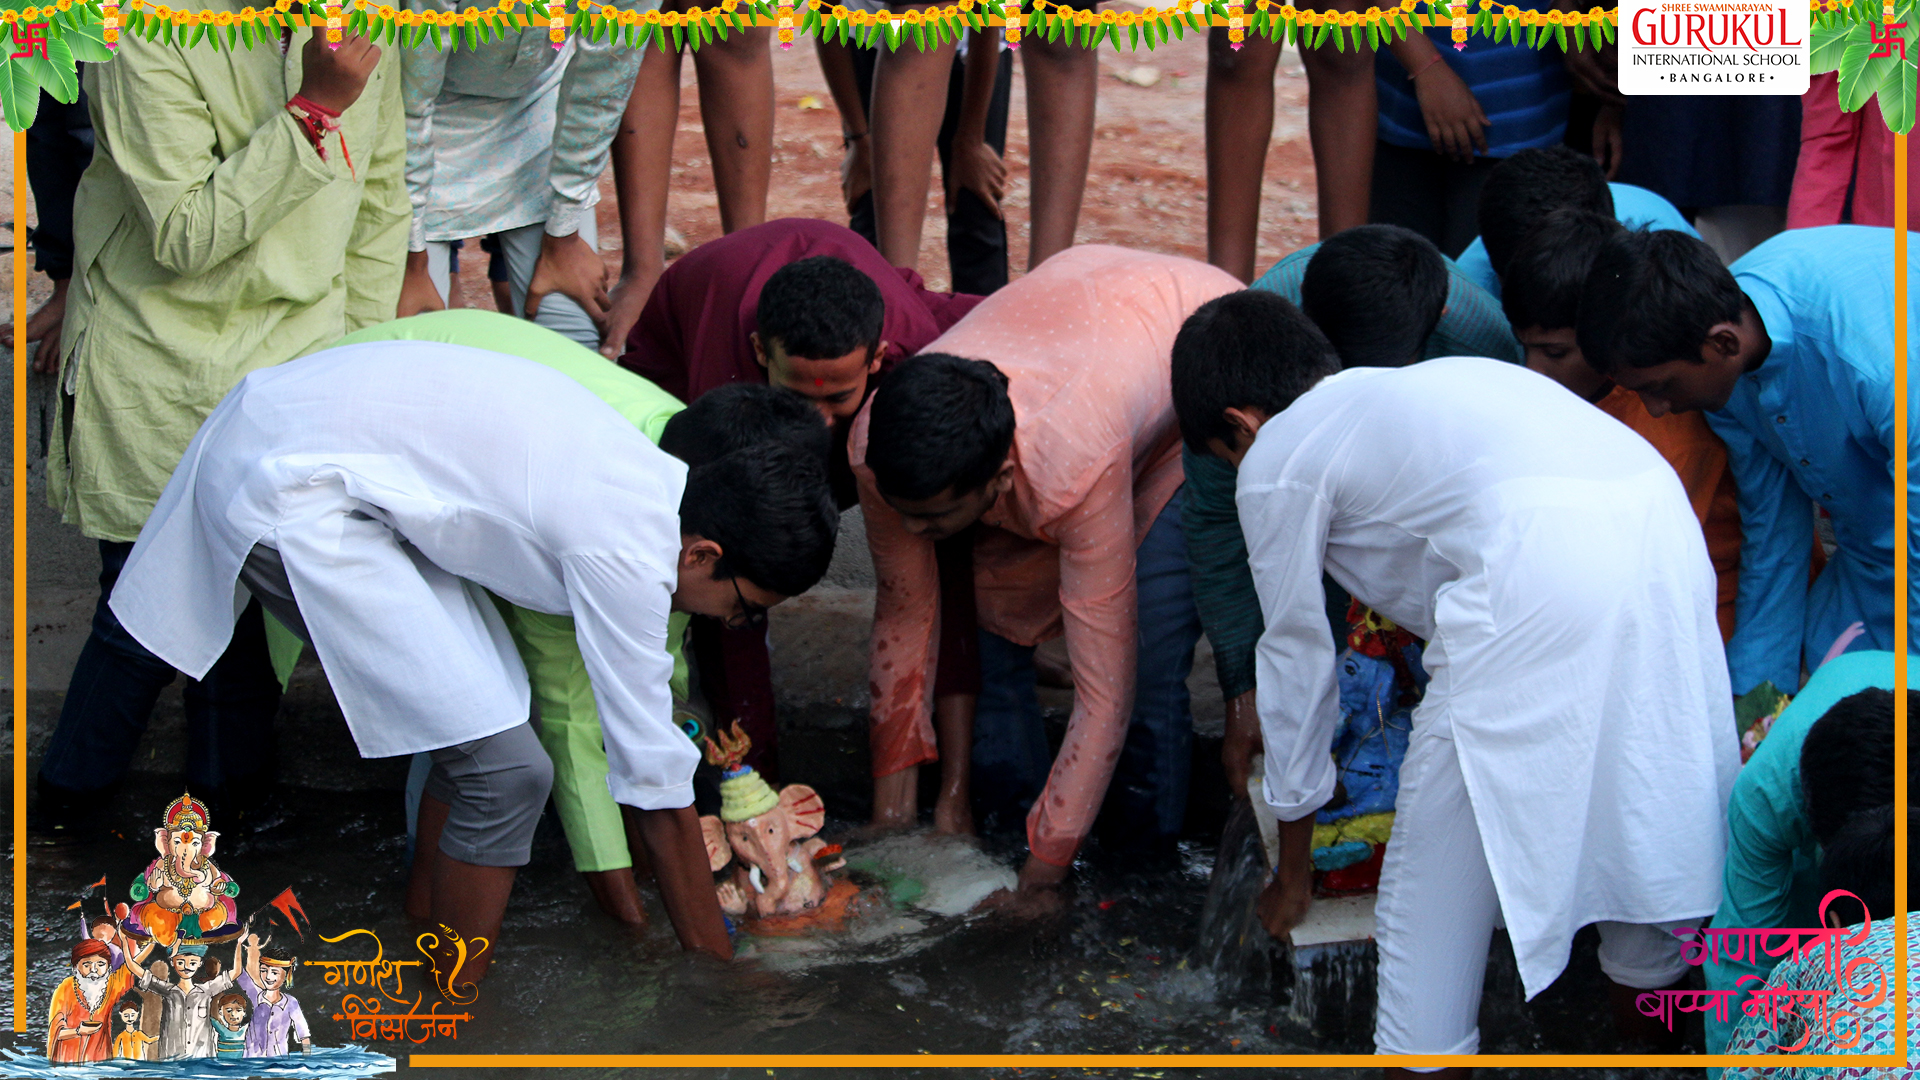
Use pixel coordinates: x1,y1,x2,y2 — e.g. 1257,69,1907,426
1609,976,1688,1051
1020,30,1097,268
1298,15,1376,238
871,765,919,830
870,31,961,267
428,856,517,984
605,44,687,355
405,795,450,921
1205,28,1284,283
932,692,975,835
621,803,657,882
580,869,649,927
692,27,776,234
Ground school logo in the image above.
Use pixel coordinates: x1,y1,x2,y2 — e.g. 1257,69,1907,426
1619,0,1810,94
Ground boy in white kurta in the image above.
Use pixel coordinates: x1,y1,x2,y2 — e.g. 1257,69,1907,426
110,341,838,978
1169,291,1738,1056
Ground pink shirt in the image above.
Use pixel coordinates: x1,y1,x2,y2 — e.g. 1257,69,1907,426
849,246,1240,866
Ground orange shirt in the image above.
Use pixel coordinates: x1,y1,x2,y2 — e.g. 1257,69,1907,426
850,246,1240,866
1596,387,1741,640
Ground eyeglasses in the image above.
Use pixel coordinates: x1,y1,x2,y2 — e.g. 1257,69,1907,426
724,577,769,632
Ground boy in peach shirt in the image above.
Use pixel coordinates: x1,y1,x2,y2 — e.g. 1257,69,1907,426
849,246,1240,904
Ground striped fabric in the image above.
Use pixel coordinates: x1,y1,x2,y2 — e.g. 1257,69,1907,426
1375,29,1571,159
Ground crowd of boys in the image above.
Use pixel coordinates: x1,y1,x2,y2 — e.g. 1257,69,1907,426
14,6,1912,1063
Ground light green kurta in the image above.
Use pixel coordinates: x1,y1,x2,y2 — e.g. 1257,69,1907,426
333,310,690,873
53,18,410,542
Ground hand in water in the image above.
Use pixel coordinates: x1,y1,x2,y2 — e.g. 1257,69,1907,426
1257,866,1313,942
982,857,1068,918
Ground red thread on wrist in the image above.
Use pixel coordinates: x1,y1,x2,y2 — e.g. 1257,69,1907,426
1407,51,1446,79
286,95,354,179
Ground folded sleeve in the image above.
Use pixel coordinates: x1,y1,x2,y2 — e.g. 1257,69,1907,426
544,17,645,237
1238,476,1340,821
399,1,451,252
561,552,699,809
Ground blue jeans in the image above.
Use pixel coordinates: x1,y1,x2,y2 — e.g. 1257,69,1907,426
971,488,1203,847
38,541,283,804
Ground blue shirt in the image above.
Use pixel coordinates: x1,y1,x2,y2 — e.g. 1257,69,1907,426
1703,650,1913,1062
1455,182,1700,298
1376,30,1569,160
1709,226,1919,696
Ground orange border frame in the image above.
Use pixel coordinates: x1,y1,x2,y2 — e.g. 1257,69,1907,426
5,119,1909,1068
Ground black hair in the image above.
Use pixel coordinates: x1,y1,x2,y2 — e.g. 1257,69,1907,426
755,256,886,361
1800,688,1914,846
1171,290,1341,455
1575,228,1745,376
1816,804,1906,926
865,354,1015,501
679,443,838,598
258,946,296,988
115,992,144,1016
1299,225,1449,369
660,384,832,468
1477,145,1615,279
1500,209,1625,333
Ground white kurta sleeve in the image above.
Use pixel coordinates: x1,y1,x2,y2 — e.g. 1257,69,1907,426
1238,475,1341,823
560,552,700,810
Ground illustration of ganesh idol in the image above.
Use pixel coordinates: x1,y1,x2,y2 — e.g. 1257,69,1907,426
125,793,240,947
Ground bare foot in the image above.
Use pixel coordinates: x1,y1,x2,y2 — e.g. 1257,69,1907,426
980,884,1066,919
868,766,919,833
932,787,974,836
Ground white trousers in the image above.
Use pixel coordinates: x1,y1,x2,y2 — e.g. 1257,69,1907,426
423,215,602,351
1373,723,1692,1058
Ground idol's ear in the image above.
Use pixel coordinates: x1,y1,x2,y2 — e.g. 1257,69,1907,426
777,785,825,840
201,831,219,860
154,828,170,858
700,816,731,872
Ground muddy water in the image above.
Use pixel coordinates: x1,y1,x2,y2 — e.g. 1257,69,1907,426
10,775,1704,1079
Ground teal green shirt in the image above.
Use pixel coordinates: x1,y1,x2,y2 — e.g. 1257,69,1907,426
1704,649,1914,1063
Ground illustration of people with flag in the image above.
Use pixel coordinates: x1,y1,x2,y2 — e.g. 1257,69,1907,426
9,791,412,1078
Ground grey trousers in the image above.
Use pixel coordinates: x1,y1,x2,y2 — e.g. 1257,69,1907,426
240,544,552,867
423,215,602,352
